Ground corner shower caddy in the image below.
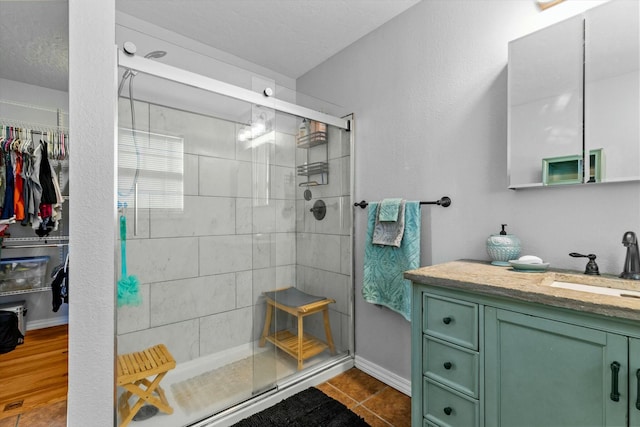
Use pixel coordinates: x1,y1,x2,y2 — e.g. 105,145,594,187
296,131,328,187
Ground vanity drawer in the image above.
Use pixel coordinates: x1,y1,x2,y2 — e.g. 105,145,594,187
423,377,479,427
423,293,478,350
423,336,479,398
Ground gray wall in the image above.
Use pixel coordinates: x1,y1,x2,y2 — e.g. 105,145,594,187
297,0,639,382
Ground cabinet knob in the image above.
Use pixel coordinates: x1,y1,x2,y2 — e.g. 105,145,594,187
442,317,452,325
444,407,453,416
444,362,453,370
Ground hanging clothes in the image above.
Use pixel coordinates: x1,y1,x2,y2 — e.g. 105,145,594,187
29,142,43,228
39,141,57,204
2,151,14,219
51,255,69,312
13,152,25,221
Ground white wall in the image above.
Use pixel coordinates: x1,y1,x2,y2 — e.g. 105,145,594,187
68,0,116,425
297,0,639,382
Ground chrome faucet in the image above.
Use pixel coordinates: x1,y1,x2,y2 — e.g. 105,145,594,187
620,231,640,280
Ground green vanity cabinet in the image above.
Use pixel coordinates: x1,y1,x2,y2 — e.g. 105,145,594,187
412,292,482,427
411,281,640,427
485,307,628,427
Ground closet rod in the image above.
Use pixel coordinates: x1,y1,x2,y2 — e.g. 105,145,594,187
354,196,452,209
1,119,69,132
0,99,68,115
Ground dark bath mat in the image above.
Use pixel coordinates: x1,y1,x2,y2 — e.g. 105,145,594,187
232,387,370,427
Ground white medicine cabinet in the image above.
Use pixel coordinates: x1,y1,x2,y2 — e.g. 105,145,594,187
508,0,640,189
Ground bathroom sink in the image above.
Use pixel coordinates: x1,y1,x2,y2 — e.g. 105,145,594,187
550,281,640,299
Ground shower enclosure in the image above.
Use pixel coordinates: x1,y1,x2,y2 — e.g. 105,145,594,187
115,48,353,426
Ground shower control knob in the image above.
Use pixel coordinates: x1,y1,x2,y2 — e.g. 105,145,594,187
123,41,137,56
263,87,273,97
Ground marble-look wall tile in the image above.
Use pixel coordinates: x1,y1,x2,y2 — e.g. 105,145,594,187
150,196,235,238
200,234,252,275
199,307,253,356
297,232,341,272
119,203,150,240
199,156,251,198
327,125,350,160
236,270,253,308
184,154,199,196
340,312,351,352
340,235,352,276
298,266,350,314
252,267,276,303
276,265,296,288
340,156,351,197
276,199,296,233
118,99,149,130
297,199,315,233
271,165,296,200
314,197,342,235
275,233,296,266
274,131,295,168
236,198,253,234
117,283,150,334
117,319,199,364
149,273,236,327
150,104,236,159
252,233,274,270
253,203,276,234
300,307,343,353
127,237,199,284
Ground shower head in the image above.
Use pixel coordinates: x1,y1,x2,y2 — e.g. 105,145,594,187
144,50,167,59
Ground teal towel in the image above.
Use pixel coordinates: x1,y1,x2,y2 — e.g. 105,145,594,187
363,201,420,321
378,198,402,222
372,200,405,247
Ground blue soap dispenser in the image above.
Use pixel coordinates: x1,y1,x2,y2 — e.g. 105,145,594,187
486,224,521,266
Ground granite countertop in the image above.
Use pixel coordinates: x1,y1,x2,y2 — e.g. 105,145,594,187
404,260,640,322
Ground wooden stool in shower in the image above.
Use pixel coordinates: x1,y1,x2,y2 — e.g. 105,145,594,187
116,344,176,427
259,287,336,370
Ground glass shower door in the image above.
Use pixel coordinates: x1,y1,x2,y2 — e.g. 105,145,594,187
115,68,278,426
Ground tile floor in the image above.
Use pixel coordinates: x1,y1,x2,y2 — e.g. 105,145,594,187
317,368,411,427
0,368,410,427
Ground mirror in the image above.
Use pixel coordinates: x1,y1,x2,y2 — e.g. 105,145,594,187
585,0,640,184
508,0,640,188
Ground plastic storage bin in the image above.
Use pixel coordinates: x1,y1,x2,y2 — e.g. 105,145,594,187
0,256,49,293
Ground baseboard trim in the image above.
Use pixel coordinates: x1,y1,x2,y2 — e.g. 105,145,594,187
354,355,411,396
27,316,68,331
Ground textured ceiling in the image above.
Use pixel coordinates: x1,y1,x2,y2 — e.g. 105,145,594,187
0,0,419,92
0,1,69,92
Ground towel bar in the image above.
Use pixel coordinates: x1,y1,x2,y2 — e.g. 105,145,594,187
354,196,451,209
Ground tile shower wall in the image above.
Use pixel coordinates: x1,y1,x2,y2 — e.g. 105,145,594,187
296,126,352,353
116,99,351,365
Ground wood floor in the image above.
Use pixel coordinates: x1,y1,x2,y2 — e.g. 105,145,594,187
0,325,68,425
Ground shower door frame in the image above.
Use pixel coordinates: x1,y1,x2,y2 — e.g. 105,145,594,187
117,51,350,131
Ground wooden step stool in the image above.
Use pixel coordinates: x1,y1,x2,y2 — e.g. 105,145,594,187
259,287,336,370
116,344,176,427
